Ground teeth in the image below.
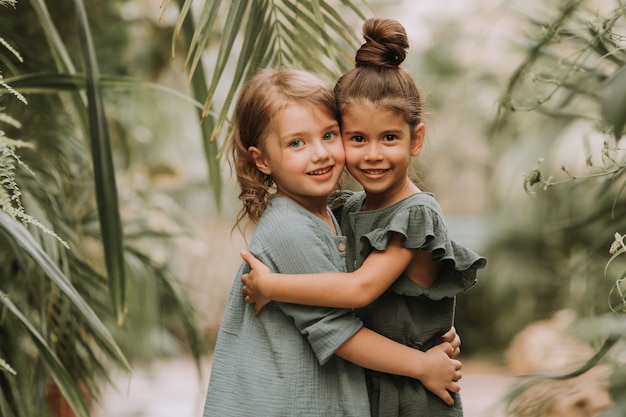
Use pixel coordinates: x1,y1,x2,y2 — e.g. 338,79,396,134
310,167,331,175
363,169,387,175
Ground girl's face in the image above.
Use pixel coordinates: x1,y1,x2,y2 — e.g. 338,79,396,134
341,101,424,209
249,102,344,211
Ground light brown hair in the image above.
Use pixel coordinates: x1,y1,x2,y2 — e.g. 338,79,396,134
230,68,337,229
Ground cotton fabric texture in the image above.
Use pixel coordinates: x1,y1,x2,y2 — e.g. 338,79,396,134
203,195,370,417
333,191,486,417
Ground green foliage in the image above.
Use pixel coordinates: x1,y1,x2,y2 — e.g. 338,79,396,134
168,0,368,208
602,66,626,138
0,1,205,416
487,0,626,414
0,1,369,416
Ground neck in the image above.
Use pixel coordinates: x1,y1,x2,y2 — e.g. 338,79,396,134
363,178,420,211
276,192,335,233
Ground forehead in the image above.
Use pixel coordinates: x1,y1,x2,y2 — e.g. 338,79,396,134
274,102,336,126
343,99,402,115
343,101,405,123
264,102,337,145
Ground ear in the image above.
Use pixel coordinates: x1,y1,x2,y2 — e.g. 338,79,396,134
248,146,272,175
410,123,425,157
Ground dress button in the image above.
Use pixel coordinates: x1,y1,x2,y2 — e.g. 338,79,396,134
338,242,346,252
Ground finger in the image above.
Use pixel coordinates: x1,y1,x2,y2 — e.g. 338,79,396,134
447,381,461,393
244,295,252,304
241,274,249,284
439,329,453,342
438,390,454,406
451,335,461,349
451,346,461,358
441,342,454,357
240,250,262,268
242,284,247,293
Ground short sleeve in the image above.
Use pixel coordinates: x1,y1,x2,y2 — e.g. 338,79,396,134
359,202,485,299
250,203,363,364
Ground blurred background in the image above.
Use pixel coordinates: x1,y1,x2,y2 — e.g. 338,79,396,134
1,0,625,416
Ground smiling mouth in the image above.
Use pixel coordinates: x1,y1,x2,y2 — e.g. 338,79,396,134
362,169,389,175
309,166,333,176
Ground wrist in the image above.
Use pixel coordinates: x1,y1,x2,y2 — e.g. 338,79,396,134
261,273,278,299
410,349,429,381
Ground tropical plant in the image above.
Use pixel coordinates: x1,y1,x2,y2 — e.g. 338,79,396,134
1,0,370,416
166,0,369,206
0,1,202,416
483,0,626,414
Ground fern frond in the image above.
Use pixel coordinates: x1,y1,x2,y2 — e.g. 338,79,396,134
0,36,22,62
0,75,28,104
0,356,17,376
0,1,16,9
0,111,22,129
0,134,68,248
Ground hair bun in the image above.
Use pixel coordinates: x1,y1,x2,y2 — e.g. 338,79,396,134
355,18,409,68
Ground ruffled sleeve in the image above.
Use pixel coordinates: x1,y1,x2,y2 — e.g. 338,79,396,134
357,196,485,299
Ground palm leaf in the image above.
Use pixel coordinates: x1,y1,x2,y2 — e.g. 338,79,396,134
27,0,76,73
174,0,224,208
0,211,129,370
74,0,127,327
169,0,367,207
0,295,90,417
4,73,204,110
200,0,249,118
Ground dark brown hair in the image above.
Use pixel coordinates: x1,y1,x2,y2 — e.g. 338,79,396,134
230,68,337,229
334,18,422,129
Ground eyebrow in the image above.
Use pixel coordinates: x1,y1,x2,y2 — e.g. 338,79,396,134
280,122,339,140
343,128,403,136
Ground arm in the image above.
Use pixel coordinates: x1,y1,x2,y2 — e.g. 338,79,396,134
241,233,421,311
336,327,462,406
254,211,461,404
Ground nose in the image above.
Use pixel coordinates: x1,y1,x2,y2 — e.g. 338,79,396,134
364,142,383,161
311,140,331,161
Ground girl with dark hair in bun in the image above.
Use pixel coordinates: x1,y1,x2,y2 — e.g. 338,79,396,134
241,18,485,416
203,67,463,417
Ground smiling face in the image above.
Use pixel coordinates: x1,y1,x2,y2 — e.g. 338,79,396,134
341,101,424,210
248,102,344,213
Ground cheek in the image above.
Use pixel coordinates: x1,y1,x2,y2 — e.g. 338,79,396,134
343,147,360,166
329,142,346,163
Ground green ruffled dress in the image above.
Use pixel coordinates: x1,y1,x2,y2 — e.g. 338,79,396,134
334,191,486,417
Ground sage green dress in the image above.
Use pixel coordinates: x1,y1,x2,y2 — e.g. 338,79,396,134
203,195,370,417
334,191,486,417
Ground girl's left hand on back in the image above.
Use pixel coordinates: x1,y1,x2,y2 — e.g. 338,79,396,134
240,250,272,315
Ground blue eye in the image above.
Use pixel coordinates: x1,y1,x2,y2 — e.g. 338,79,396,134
289,139,304,148
323,132,336,141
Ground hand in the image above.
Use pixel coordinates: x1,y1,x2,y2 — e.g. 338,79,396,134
240,250,272,315
419,343,463,406
439,326,461,358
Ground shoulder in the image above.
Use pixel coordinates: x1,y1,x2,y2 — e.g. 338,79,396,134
251,196,337,264
256,196,320,238
401,192,444,217
354,192,448,251
342,191,366,214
